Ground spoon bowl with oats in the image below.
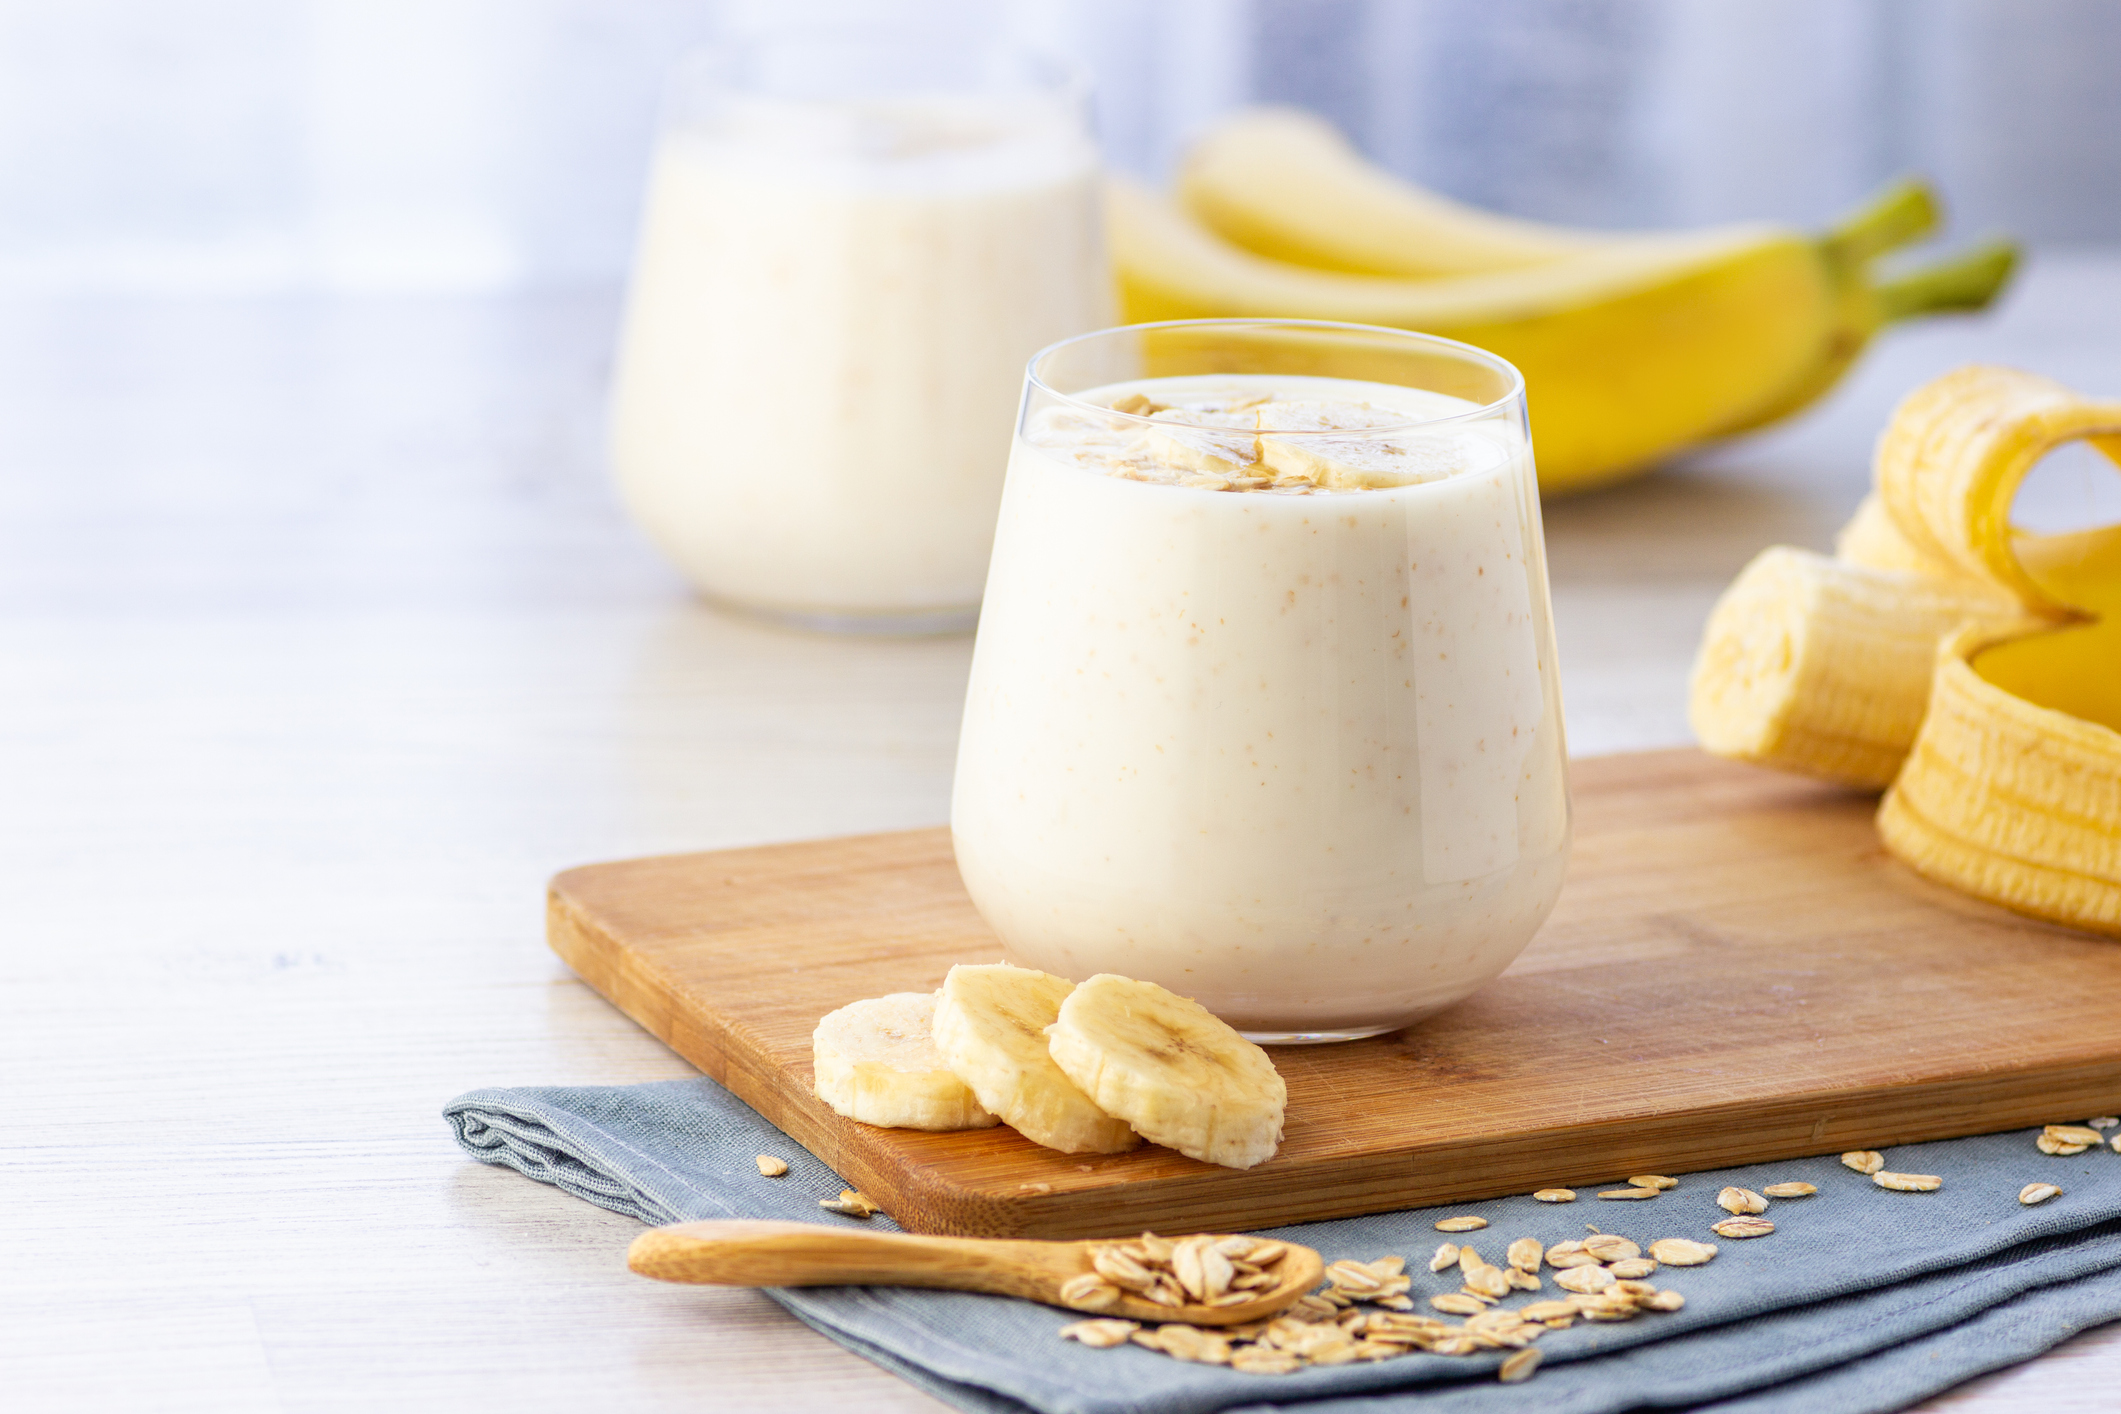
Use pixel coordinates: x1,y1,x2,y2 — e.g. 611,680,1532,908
627,1220,1325,1326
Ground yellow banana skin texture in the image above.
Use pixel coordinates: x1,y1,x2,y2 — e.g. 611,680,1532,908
1109,177,1827,494
1179,107,1603,276
1880,618,2121,937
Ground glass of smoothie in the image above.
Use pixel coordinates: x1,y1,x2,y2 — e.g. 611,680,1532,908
609,31,1110,633
952,320,1570,1042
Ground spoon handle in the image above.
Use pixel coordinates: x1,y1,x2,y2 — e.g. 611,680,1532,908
627,1219,1067,1301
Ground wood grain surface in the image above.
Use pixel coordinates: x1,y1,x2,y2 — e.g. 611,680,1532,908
550,748,2121,1240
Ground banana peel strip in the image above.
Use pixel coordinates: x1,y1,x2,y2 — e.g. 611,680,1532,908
1873,364,2121,612
1880,621,2121,936
1694,363,2121,936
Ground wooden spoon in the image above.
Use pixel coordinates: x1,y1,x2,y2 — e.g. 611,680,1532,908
627,1220,1324,1326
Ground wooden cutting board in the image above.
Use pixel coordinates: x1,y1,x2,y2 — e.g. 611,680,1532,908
547,749,2121,1240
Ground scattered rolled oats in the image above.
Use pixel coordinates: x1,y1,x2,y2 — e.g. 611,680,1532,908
1435,1215,1488,1233
1544,1241,1601,1269
1519,1300,1578,1322
1645,1238,1713,1271
1060,1318,1139,1348
754,1155,789,1177
2037,1134,2092,1156
819,1189,880,1218
1598,1187,1661,1200
1506,1267,1543,1291
1873,1171,1942,1193
1717,1186,1769,1216
1642,1289,1686,1312
1582,1234,1641,1262
1429,1242,1461,1273
1506,1238,1544,1273
1761,1182,1816,1198
1712,1216,1775,1238
2019,1182,2063,1206
1430,1293,1489,1316
1230,1345,1305,1375
1607,1257,1658,1279
1841,1150,1886,1175
2088,1117,2118,1130
2044,1124,2105,1147
1532,1188,1577,1203
1648,1238,1718,1266
1463,1265,1511,1300
1630,1175,1679,1190
1554,1265,1615,1295
1059,1273,1124,1311
1498,1347,1543,1383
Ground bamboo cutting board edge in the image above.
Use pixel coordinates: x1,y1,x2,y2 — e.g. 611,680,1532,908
546,750,2121,1239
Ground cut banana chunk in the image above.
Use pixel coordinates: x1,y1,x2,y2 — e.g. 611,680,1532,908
1137,407,1258,474
1254,399,1456,488
1688,546,2032,789
813,993,1001,1131
1047,974,1286,1170
933,964,1139,1154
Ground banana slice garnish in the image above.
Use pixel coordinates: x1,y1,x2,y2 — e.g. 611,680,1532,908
932,964,1140,1155
812,993,1001,1132
1047,974,1286,1171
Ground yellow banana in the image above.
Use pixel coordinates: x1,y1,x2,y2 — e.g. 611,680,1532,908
1179,107,1603,276
1170,110,2018,470
1109,176,1828,493
1695,363,2121,938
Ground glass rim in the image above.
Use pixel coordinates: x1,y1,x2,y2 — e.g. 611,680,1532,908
1024,318,1528,436
669,31,1089,109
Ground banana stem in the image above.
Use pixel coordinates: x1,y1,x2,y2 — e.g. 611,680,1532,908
1875,239,2021,323
1825,177,1942,265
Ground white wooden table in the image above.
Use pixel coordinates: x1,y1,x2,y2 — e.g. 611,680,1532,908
4,259,2118,1411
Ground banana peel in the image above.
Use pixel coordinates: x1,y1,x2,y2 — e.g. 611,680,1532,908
1693,364,2121,938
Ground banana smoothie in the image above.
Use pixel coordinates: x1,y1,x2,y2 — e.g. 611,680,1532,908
952,363,1570,1038
612,73,1108,627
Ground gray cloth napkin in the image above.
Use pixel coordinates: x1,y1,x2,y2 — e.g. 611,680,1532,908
445,1078,2121,1414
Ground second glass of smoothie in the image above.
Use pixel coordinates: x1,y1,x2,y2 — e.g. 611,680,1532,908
951,320,1571,1042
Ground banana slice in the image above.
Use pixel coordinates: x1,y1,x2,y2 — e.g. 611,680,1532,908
813,993,1001,1131
932,964,1139,1154
1254,400,1458,488
1137,407,1258,474
1046,974,1286,1170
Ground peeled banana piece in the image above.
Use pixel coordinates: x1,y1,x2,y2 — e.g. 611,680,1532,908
1047,974,1286,1171
1694,362,2121,938
1688,547,2032,789
932,963,1140,1155
813,993,1001,1131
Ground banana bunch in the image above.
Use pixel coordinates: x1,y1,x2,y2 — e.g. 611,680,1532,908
1113,107,2018,494
813,964,1287,1170
1690,364,2121,937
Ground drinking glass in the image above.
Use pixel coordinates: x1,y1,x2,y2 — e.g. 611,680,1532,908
609,31,1108,633
952,320,1570,1040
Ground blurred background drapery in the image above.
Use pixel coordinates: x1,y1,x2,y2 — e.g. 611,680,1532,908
1,0,2115,297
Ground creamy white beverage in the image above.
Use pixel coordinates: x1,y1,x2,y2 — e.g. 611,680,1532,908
611,90,1109,627
952,371,1570,1037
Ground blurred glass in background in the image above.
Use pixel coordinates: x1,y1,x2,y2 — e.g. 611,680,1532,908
0,0,2115,298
